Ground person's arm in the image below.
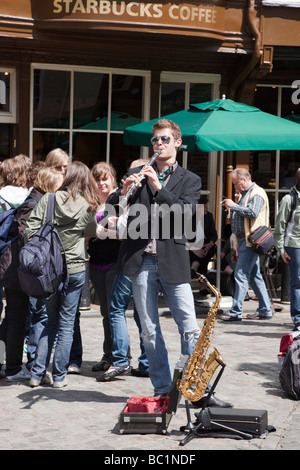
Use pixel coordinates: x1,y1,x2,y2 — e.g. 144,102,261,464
106,167,142,207
222,194,264,219
23,194,48,243
274,194,291,263
232,194,264,219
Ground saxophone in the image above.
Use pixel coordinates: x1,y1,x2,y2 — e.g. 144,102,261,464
177,274,226,402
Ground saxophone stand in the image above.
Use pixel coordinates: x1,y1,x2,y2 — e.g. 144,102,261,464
179,357,252,446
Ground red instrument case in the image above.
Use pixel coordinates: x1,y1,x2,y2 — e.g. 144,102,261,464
119,369,181,434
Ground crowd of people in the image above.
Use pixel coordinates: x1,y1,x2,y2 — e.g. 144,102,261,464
0,119,299,407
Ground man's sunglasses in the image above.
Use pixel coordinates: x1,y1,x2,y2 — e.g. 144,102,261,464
150,135,171,145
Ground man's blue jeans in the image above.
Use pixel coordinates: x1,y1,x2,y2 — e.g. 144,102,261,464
31,271,85,383
109,274,148,373
227,238,273,318
286,247,300,325
131,255,200,395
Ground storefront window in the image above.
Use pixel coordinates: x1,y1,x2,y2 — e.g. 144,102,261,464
251,150,276,190
0,68,16,124
72,131,107,168
32,130,70,161
111,75,144,131
33,69,70,129
161,82,185,115
73,72,108,130
190,83,212,104
31,65,149,168
0,72,10,113
110,134,139,181
0,69,16,159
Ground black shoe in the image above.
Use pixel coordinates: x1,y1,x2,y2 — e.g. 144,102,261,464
153,392,168,397
96,364,130,382
199,289,210,297
191,394,233,408
131,368,149,377
92,359,111,372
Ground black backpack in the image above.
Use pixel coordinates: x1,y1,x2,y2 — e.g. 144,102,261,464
279,333,300,400
0,197,37,285
17,193,69,301
0,198,36,256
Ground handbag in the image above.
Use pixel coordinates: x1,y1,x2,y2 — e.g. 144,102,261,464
247,225,274,256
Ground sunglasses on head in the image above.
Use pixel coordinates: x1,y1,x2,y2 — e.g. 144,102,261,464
150,135,171,145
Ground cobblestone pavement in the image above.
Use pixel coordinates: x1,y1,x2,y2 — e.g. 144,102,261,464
0,293,299,454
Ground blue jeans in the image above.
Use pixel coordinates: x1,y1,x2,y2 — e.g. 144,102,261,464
227,238,273,318
109,274,148,373
26,298,48,370
31,271,85,383
286,247,300,324
131,255,200,394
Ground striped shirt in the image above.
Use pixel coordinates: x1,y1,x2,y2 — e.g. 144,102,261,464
231,183,264,236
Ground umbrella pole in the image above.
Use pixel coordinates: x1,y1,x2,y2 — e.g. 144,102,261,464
216,151,224,293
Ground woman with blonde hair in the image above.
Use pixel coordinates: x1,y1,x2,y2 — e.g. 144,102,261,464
45,148,70,175
26,161,101,388
34,167,64,194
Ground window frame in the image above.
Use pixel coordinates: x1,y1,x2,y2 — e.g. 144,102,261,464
29,63,151,162
0,68,17,123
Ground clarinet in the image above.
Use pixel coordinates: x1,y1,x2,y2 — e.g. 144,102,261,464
116,149,161,212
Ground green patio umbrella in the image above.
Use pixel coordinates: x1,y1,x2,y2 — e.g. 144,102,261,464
124,98,300,151
123,98,300,291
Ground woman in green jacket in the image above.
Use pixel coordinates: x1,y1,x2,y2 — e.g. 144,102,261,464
25,161,101,388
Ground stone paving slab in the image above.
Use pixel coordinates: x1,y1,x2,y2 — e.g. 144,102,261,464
0,295,299,452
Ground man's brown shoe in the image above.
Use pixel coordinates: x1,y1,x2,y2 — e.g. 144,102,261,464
246,313,272,320
219,314,242,322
